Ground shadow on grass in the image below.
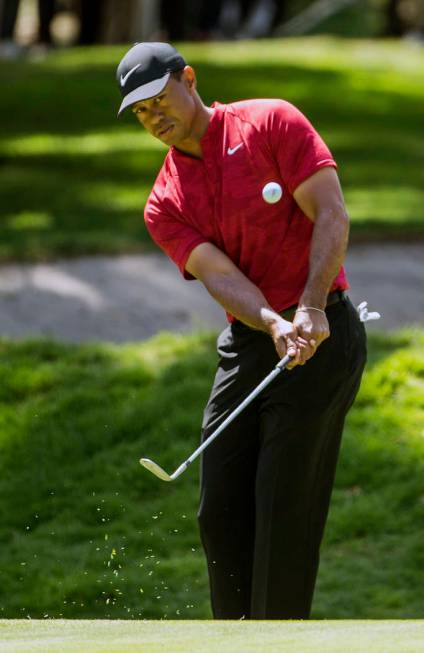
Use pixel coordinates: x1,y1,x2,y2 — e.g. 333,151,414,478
0,330,423,618
1,56,423,259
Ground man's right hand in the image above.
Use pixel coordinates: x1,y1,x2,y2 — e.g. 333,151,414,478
268,317,316,369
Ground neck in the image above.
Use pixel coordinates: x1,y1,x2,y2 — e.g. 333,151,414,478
175,101,214,159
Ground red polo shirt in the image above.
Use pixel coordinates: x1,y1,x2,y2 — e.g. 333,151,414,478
144,99,349,319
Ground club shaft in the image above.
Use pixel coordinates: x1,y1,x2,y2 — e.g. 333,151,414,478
171,354,291,478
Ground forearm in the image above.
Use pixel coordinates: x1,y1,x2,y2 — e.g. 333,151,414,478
298,207,349,310
201,267,281,333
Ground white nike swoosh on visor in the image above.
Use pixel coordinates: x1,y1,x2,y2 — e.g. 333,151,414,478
120,64,142,87
227,143,243,155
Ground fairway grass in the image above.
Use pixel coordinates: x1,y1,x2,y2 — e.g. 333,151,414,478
0,619,423,653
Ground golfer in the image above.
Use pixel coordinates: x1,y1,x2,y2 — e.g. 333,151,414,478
116,42,367,620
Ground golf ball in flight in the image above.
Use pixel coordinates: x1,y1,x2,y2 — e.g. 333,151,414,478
262,181,283,204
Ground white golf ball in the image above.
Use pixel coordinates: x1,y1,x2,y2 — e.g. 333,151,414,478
262,181,283,204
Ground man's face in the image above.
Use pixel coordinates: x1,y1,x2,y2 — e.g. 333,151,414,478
131,68,197,147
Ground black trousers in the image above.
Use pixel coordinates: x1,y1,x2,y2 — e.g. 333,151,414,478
197,295,367,620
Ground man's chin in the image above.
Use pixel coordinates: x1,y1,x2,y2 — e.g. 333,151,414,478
158,124,175,143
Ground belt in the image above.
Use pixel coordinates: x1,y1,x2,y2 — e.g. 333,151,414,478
280,290,347,321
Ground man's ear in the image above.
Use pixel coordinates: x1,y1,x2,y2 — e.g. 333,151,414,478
183,65,196,91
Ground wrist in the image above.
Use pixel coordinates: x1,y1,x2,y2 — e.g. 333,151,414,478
295,306,326,317
259,307,286,336
298,294,327,311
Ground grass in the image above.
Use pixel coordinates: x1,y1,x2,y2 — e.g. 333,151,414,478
0,329,423,620
1,619,424,653
0,37,423,261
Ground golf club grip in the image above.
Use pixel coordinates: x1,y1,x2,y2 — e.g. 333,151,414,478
185,353,292,466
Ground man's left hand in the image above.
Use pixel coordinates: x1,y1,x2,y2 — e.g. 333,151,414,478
292,308,330,365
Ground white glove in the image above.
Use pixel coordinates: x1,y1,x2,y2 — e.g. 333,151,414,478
357,301,381,323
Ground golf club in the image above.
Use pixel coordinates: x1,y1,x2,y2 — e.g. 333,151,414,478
140,352,293,482
140,300,381,482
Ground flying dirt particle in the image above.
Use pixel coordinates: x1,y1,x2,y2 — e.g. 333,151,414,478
105,534,108,541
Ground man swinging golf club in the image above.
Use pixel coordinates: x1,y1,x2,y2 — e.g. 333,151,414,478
116,42,367,620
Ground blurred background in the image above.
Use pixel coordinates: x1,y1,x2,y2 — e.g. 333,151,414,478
1,0,424,56
0,0,423,625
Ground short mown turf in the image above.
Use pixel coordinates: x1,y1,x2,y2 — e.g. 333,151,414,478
1,619,424,653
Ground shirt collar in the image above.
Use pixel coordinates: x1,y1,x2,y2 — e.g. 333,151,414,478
170,102,225,161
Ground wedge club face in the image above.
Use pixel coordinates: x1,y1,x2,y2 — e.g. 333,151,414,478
139,458,173,482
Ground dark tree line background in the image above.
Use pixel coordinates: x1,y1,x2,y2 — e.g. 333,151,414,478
1,0,423,50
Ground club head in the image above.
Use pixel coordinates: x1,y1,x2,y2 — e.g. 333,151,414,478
139,458,173,482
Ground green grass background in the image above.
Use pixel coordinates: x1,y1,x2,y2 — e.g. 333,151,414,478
0,330,423,620
1,37,424,261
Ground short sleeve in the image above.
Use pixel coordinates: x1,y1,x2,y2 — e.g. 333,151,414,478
144,195,208,280
267,101,337,195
